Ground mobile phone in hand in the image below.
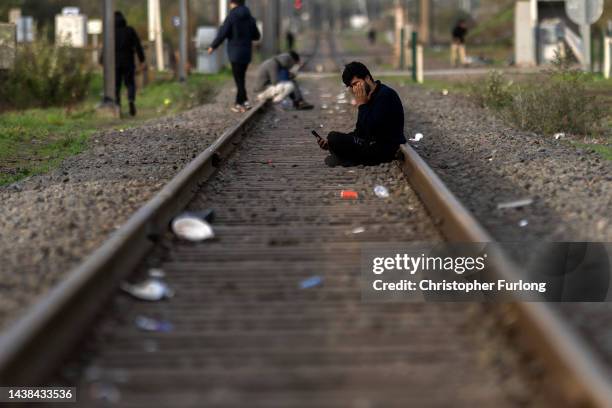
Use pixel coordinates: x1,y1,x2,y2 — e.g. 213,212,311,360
311,130,322,141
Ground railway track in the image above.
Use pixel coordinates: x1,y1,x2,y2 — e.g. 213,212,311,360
0,33,611,407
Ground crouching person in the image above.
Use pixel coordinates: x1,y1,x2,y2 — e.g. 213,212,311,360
255,51,313,110
318,62,406,166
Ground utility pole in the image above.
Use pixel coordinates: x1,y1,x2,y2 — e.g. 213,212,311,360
394,0,405,69
100,0,118,116
219,0,228,23
581,1,592,71
262,0,280,57
148,0,164,71
419,0,430,45
178,0,188,81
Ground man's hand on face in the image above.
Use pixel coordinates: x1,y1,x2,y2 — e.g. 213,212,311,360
318,138,329,150
353,82,369,106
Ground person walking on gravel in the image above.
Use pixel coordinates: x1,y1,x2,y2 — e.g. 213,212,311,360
114,11,146,117
208,0,261,113
254,51,314,110
318,62,406,166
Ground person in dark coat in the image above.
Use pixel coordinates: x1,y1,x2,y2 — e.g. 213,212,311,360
114,11,145,116
318,62,406,166
208,0,261,113
451,19,468,67
285,31,295,51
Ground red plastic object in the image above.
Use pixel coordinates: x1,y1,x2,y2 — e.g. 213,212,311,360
340,190,358,200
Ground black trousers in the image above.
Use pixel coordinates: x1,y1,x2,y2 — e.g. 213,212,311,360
327,131,399,165
288,80,303,104
231,62,249,105
115,66,136,105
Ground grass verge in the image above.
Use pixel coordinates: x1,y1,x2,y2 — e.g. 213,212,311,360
0,71,230,186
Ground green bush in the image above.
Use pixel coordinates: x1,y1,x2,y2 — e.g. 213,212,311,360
471,58,606,136
0,38,93,110
470,70,513,110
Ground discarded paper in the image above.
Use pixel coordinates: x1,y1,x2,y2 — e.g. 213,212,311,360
171,214,215,242
497,198,533,210
374,185,390,198
409,133,424,142
121,279,174,301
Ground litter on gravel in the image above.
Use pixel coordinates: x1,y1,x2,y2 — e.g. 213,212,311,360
554,133,565,140
135,315,174,332
374,185,390,198
148,268,166,278
497,198,533,210
171,213,215,242
409,133,424,142
300,276,323,289
121,279,174,301
351,227,366,234
519,219,529,228
340,190,359,200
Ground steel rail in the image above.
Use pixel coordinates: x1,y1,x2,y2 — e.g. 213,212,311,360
399,144,612,408
0,31,610,408
0,100,266,386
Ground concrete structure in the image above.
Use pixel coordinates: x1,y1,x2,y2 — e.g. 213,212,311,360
515,0,604,68
0,23,16,70
56,10,88,48
148,0,165,71
196,27,221,74
515,1,535,66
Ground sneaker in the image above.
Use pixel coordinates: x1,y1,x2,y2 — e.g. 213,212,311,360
129,102,137,117
230,104,247,113
243,100,252,110
294,100,314,110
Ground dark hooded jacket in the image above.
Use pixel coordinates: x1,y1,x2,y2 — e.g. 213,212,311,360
115,12,145,69
210,5,261,65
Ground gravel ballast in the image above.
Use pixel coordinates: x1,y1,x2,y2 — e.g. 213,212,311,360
0,84,247,328
394,82,612,382
396,84,611,242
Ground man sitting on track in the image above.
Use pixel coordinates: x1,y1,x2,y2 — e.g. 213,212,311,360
318,62,406,166
254,51,314,110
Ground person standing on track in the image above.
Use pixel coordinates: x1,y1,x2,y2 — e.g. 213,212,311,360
208,0,261,113
114,11,146,117
318,62,406,166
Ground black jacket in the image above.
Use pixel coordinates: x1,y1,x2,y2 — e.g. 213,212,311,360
452,25,467,43
115,12,145,69
354,81,406,146
210,5,260,65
